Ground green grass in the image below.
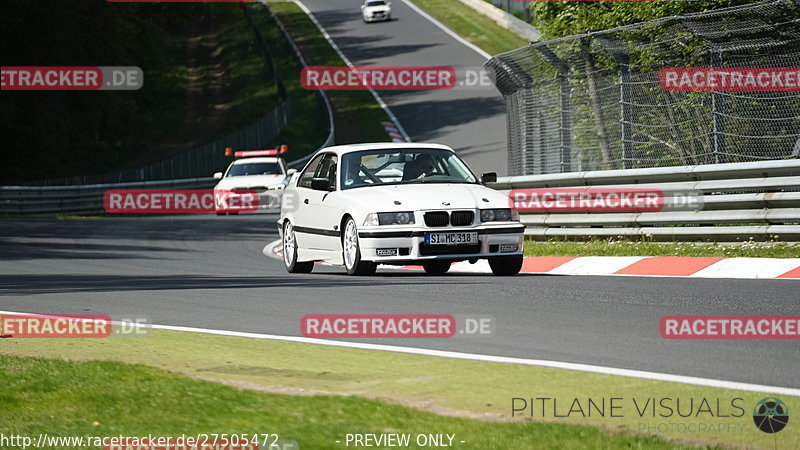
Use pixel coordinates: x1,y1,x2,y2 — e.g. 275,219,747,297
524,238,800,258
0,354,696,450
408,0,529,55
268,2,394,146
2,328,797,449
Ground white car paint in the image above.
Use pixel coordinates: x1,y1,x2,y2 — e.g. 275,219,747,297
213,157,290,213
362,0,392,23
278,143,524,275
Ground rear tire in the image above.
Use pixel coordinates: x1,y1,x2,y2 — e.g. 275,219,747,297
488,255,523,276
343,217,376,276
283,221,314,274
423,260,451,275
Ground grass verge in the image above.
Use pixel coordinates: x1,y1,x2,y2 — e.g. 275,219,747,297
407,0,529,55
2,328,797,449
0,354,691,450
268,1,394,145
524,238,800,258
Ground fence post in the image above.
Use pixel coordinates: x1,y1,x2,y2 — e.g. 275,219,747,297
534,45,572,173
595,35,633,170
710,50,727,164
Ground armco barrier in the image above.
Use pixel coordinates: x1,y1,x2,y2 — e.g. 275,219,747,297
0,178,217,216
490,159,800,241
457,0,541,43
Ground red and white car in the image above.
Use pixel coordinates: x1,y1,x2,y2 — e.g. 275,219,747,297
213,148,295,215
278,143,524,276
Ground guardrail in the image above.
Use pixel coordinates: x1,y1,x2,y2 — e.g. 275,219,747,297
0,178,216,216
456,0,541,42
490,159,800,241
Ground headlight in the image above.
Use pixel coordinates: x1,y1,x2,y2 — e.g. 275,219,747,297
378,211,415,225
364,212,415,226
480,208,517,222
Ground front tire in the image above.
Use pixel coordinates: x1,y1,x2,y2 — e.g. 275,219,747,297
283,221,313,274
343,217,376,276
423,260,450,275
488,255,523,276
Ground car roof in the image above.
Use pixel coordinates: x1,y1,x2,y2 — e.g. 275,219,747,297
317,142,454,157
230,157,283,165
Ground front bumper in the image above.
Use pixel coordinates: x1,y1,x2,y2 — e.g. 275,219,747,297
356,224,524,263
364,12,389,22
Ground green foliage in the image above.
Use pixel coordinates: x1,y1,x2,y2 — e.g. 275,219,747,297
529,0,754,39
0,0,249,183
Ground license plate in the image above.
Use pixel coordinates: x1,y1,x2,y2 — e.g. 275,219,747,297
425,232,478,245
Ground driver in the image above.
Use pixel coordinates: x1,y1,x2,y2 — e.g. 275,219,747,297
414,153,436,179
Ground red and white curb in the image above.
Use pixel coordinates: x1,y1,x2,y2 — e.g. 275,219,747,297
382,121,406,143
263,240,799,279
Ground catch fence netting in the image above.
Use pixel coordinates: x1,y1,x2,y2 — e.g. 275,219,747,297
485,0,800,176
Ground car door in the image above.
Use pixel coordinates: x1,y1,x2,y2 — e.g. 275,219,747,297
304,153,343,255
292,153,326,258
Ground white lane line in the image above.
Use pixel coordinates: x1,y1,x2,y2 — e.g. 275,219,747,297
2,309,798,397
292,0,411,142
399,0,492,60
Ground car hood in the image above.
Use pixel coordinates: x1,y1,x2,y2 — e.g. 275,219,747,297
364,6,390,13
214,174,285,190
343,183,508,212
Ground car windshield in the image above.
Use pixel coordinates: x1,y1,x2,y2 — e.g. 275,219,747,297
226,162,281,177
366,1,386,6
340,148,478,190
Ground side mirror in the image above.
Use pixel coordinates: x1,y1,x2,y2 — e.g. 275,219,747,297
361,5,365,8
287,168,297,176
213,172,223,180
480,172,497,185
311,177,333,191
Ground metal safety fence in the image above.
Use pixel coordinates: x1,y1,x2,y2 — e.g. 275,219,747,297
490,159,800,241
485,0,800,176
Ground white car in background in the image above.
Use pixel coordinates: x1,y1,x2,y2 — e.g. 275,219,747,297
362,0,392,23
278,143,525,276
213,150,295,215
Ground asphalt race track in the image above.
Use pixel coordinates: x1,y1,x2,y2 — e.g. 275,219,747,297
1,215,797,389
299,0,509,176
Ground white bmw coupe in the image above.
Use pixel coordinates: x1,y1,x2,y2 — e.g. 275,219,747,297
278,143,524,276
361,0,391,23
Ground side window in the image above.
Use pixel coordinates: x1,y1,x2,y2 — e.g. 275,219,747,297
315,154,338,190
298,154,325,189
